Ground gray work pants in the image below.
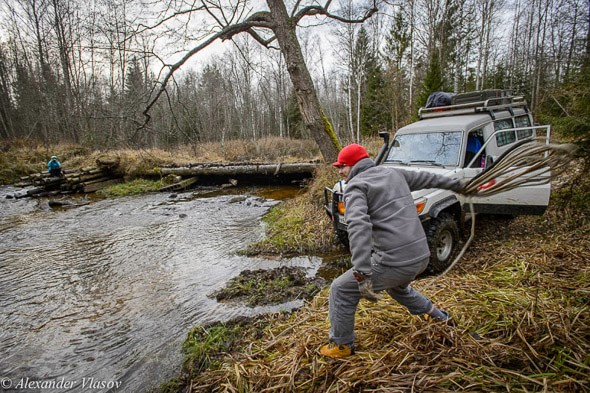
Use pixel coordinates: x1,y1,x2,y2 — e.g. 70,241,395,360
328,257,433,346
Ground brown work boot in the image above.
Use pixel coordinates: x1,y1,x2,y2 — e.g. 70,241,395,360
319,340,354,358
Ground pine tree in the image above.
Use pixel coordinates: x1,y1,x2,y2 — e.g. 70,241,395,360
360,61,391,136
384,10,412,130
417,51,446,111
124,57,146,103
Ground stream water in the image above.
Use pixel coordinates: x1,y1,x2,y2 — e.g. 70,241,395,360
0,186,325,392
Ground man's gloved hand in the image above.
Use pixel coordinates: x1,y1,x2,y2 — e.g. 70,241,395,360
453,178,470,194
353,270,382,302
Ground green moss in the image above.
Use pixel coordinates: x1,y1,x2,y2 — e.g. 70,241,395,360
97,179,162,197
321,110,342,151
156,377,183,393
245,201,311,254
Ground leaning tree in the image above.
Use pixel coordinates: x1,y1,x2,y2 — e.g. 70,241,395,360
142,0,379,163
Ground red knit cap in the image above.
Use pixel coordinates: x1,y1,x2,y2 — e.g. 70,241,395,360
332,144,369,167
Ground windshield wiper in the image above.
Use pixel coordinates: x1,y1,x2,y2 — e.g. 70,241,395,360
409,160,443,166
388,159,409,166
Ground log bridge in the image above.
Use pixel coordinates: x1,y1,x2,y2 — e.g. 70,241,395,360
11,160,320,198
12,159,122,198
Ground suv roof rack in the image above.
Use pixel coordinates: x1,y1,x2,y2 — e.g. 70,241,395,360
418,94,529,120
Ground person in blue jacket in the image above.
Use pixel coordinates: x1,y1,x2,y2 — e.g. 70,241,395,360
48,156,62,177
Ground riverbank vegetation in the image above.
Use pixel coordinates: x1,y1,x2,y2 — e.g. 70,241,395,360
3,139,588,393
244,138,385,256
96,179,163,197
163,176,589,392
0,137,320,186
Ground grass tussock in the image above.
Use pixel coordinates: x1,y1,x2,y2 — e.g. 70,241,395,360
209,266,325,307
175,190,589,392
97,179,163,197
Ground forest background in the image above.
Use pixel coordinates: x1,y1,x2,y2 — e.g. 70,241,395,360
0,0,588,153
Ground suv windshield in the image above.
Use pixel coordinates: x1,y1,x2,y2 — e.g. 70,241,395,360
385,131,463,166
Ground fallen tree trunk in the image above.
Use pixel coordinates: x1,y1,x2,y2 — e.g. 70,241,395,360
161,162,319,177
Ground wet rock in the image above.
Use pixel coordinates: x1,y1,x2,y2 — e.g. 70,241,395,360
48,199,89,209
228,196,247,204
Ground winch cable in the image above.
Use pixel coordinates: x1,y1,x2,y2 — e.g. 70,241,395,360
420,138,577,289
462,138,577,198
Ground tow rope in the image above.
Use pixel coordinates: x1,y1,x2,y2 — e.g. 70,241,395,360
427,138,577,284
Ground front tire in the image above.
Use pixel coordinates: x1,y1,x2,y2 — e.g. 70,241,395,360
425,213,460,275
336,229,350,249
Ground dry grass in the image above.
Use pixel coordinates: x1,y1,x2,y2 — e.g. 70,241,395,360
0,137,322,184
245,165,342,256
241,136,415,256
183,204,589,392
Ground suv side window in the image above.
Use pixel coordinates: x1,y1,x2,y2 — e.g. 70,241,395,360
495,118,516,147
515,115,533,140
464,128,485,168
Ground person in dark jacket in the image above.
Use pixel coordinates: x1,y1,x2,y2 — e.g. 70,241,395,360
48,156,62,177
320,144,465,358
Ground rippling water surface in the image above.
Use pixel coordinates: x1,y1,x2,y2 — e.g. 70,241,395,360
0,187,321,392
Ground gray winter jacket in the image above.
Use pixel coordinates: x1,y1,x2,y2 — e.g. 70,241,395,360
344,158,462,274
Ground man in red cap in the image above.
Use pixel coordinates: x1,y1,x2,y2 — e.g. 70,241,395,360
320,143,465,358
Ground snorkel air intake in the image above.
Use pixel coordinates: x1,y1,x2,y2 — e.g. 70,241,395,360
375,131,390,165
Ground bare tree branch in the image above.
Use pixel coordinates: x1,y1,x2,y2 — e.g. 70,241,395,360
294,1,378,25
134,5,207,36
202,1,225,27
141,13,275,129
246,28,277,48
291,0,303,17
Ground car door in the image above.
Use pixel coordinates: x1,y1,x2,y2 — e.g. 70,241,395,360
461,117,551,216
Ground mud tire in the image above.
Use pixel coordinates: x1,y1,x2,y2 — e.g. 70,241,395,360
336,229,350,249
425,213,460,275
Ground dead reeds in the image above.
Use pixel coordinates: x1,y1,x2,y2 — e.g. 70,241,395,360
184,206,589,392
0,137,323,184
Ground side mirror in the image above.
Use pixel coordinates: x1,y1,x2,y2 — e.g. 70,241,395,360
485,155,495,168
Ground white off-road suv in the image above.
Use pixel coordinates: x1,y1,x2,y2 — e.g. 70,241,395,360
324,90,551,275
